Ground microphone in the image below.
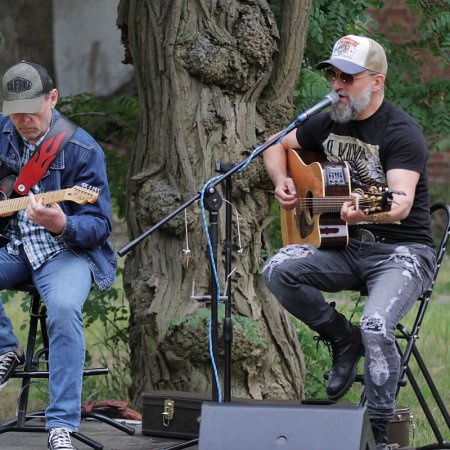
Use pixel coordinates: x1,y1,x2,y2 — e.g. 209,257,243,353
296,91,339,124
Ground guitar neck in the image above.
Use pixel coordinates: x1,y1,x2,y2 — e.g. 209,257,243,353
306,196,353,213
0,190,69,215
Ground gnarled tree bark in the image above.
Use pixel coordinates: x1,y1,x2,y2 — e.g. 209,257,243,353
117,0,312,405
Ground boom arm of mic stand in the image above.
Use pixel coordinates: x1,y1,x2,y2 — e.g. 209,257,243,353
117,120,297,257
117,194,200,257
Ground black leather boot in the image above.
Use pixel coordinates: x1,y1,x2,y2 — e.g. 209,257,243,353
314,311,364,400
371,418,390,449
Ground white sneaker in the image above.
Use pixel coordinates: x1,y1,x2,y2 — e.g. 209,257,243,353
48,427,78,450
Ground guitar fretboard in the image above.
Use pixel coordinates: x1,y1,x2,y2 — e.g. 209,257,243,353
0,190,71,215
300,196,381,214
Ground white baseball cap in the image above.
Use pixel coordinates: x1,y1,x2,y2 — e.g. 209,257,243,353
316,35,388,75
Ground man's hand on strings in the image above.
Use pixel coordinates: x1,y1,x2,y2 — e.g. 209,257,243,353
26,193,67,235
340,192,367,224
274,177,298,210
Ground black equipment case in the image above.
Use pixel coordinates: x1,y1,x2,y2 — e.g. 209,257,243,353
142,390,210,439
141,391,299,439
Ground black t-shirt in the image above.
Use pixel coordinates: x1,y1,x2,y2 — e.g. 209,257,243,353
295,100,433,246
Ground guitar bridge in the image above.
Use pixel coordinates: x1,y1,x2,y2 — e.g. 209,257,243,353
324,164,347,186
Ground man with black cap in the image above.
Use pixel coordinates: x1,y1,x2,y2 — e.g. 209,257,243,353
262,35,436,449
0,61,116,450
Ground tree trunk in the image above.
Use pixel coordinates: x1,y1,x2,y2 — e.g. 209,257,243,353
117,0,312,406
0,0,55,100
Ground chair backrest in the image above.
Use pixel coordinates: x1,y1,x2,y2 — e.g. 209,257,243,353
428,202,450,294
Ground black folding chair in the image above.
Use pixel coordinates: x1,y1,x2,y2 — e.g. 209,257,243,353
0,283,135,450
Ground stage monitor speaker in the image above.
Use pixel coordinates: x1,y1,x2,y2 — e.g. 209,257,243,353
198,402,376,450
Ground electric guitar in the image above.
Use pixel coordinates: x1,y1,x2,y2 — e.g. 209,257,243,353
280,149,395,248
0,175,100,246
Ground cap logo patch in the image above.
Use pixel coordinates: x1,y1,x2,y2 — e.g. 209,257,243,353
7,77,32,93
333,37,360,59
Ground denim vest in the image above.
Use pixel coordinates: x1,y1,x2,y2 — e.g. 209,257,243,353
0,110,117,291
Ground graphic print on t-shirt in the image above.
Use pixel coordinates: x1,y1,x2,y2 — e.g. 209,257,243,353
322,133,387,186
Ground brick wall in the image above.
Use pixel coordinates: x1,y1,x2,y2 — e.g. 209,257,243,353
371,0,450,188
428,151,450,187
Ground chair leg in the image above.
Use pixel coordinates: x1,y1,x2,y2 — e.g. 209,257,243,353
71,431,104,450
17,292,42,428
398,348,450,450
81,411,135,435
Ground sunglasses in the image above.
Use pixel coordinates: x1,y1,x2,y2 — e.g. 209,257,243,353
323,68,376,85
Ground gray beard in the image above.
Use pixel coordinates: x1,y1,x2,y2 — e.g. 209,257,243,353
330,86,372,123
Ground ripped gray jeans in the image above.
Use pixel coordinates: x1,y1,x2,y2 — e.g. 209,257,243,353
262,238,436,420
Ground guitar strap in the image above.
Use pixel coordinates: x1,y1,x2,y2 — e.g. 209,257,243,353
13,116,78,196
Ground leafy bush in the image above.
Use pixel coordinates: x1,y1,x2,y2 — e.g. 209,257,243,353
58,93,139,218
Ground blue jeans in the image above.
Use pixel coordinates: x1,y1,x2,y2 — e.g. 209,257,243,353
262,239,436,420
0,247,92,431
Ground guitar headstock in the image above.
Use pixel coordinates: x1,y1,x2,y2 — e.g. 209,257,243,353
65,185,100,204
354,186,405,215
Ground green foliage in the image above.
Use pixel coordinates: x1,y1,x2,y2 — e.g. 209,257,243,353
58,93,139,217
233,314,268,349
166,307,212,329
305,0,379,59
293,66,331,116
58,93,139,146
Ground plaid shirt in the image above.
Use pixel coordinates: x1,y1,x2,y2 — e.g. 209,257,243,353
6,134,67,269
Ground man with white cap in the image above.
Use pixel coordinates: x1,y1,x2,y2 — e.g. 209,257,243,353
262,35,436,449
0,61,116,450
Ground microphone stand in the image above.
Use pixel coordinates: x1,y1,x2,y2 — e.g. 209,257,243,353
220,161,235,403
117,113,311,450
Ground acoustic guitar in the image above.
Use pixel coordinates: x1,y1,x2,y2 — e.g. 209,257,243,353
0,175,100,246
280,149,393,248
